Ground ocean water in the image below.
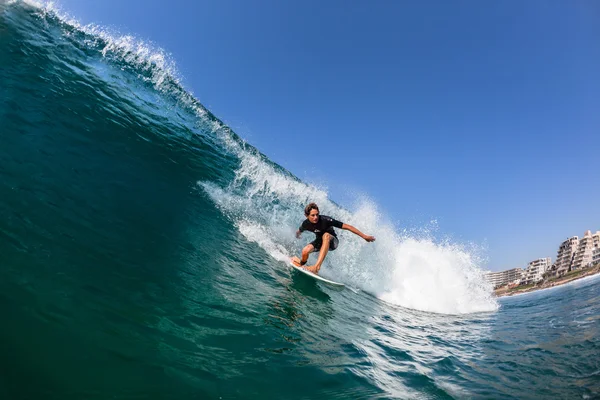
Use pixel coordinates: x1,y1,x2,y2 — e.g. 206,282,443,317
1,2,598,399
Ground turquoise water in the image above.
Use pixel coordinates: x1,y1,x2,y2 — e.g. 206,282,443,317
1,2,599,398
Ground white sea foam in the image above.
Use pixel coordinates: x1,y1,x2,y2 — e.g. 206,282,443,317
200,148,499,315
17,0,214,119
18,0,498,315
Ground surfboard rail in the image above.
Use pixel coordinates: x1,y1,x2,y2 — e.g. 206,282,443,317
289,262,345,288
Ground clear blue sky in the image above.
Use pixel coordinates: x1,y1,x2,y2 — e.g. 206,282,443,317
54,0,599,271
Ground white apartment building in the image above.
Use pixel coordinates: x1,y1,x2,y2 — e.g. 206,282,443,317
553,236,579,277
591,231,600,266
593,231,600,249
593,247,600,265
485,268,524,289
573,231,600,269
522,257,551,285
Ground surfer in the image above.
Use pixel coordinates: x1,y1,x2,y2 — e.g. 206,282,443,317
292,202,375,274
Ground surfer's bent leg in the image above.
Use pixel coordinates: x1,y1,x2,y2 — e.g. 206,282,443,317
311,233,336,274
301,244,314,265
293,244,314,267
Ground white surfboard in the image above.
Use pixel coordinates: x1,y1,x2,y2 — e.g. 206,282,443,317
290,262,345,288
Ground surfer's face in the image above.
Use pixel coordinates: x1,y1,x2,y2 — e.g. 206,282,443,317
307,209,319,224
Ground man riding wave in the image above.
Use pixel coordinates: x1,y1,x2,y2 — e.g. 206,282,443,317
292,202,375,274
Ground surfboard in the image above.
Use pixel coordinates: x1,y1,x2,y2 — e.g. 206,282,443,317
289,262,345,288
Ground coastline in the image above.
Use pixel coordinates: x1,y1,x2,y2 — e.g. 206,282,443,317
494,264,600,298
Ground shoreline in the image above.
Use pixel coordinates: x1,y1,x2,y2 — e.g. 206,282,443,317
494,265,600,298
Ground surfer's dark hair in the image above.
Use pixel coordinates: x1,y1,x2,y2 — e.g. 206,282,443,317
304,202,319,216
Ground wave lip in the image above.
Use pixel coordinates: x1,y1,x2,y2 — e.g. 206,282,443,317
8,0,497,315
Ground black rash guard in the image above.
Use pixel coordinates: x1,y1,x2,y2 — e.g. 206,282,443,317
299,215,344,239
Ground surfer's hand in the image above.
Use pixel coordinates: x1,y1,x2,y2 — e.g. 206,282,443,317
295,230,301,239
364,235,376,242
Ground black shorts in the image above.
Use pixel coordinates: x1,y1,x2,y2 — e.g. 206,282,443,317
311,235,339,252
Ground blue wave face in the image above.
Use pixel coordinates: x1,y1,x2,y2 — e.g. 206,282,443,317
4,1,499,315
5,3,597,400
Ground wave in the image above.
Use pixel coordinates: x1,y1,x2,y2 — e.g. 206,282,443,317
200,148,498,314
4,0,498,314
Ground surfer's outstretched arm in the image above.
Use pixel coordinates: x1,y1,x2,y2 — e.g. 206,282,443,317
342,224,376,242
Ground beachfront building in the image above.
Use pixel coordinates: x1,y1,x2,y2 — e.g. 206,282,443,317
594,231,600,248
522,257,551,285
551,236,579,277
593,248,600,266
485,268,524,289
573,230,600,269
591,231,600,266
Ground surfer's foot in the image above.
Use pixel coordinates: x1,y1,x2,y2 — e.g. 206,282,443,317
291,256,302,267
304,265,319,274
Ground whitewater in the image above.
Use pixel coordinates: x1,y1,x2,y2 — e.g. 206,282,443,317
26,0,498,316
199,151,497,314
1,1,598,399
